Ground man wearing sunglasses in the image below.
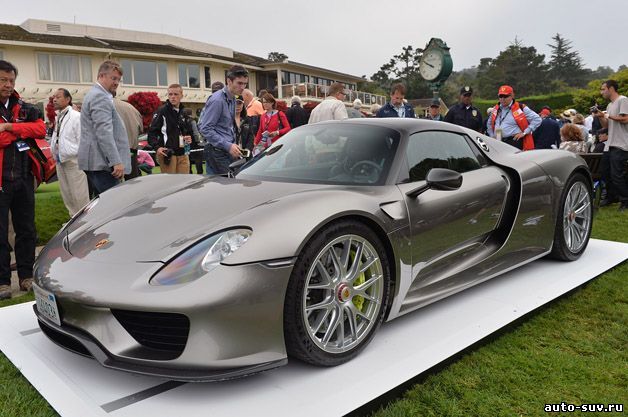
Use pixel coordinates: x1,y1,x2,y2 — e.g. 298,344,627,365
486,85,541,150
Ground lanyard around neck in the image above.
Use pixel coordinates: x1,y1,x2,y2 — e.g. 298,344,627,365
56,109,69,137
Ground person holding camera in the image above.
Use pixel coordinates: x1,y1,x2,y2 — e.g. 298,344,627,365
148,84,193,174
198,65,249,174
594,79,628,211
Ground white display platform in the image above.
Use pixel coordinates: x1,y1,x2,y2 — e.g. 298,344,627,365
1,239,626,417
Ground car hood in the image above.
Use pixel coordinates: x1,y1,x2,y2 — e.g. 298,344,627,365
65,175,324,263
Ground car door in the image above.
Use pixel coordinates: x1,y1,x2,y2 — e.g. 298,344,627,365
396,130,509,311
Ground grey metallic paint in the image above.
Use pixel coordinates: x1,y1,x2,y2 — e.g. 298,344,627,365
34,118,590,380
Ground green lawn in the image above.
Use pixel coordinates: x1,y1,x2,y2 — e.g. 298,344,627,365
1,186,627,417
370,207,627,417
35,182,69,246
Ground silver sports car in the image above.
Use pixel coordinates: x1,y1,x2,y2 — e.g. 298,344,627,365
33,119,593,381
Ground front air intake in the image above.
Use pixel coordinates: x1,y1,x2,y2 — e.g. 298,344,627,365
111,309,190,358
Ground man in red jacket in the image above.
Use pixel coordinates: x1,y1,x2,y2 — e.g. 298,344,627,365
0,60,46,299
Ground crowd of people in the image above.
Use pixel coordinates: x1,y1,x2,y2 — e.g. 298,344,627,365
0,57,626,299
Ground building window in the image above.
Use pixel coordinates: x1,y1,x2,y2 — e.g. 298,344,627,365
281,71,310,85
37,53,92,83
178,63,200,88
312,77,333,86
121,59,167,86
204,66,211,89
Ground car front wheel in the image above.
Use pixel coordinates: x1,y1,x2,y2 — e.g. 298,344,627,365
549,173,593,261
284,220,391,366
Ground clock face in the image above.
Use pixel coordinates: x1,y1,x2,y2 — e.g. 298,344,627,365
419,49,444,81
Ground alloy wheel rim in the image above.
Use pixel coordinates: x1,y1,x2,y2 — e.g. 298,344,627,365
302,234,384,354
562,181,591,253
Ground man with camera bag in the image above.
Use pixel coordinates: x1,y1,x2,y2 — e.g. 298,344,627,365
148,84,193,174
0,60,46,299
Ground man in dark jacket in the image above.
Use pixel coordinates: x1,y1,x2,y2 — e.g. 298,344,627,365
444,86,483,132
285,96,308,128
376,83,415,118
0,60,46,299
532,107,560,149
148,84,193,174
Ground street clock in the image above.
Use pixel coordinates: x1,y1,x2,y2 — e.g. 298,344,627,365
418,38,453,95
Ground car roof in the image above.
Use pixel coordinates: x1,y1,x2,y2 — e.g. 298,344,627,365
312,118,470,136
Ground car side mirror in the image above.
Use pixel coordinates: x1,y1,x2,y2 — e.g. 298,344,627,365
405,168,463,198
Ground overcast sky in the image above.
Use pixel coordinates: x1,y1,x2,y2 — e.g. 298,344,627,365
5,0,626,78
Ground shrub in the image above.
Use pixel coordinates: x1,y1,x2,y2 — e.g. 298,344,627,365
127,92,162,132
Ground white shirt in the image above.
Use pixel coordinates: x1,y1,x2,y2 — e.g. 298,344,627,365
584,115,593,132
308,97,348,124
51,106,82,162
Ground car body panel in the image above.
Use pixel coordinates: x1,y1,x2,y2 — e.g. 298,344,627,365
34,118,590,380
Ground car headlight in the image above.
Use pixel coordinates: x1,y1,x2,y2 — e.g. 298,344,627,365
150,229,252,286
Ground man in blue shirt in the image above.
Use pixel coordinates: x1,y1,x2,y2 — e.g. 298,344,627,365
198,65,249,174
486,85,541,150
376,83,415,118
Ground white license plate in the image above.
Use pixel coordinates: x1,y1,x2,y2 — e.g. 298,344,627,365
34,284,61,326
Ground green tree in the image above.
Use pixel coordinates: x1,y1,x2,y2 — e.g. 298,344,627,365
440,67,480,106
476,38,550,98
547,33,588,87
267,52,288,62
370,45,432,99
589,66,614,80
357,76,387,96
390,46,422,83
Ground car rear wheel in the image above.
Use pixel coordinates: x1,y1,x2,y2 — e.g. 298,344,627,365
284,220,390,366
549,173,592,261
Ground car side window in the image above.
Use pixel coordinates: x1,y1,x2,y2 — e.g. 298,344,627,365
405,131,482,182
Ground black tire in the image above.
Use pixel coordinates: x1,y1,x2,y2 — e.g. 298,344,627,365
549,173,593,261
283,220,391,366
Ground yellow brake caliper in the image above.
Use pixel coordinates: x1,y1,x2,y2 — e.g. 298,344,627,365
351,250,366,312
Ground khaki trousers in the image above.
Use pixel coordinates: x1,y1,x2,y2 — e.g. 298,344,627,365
156,154,190,174
57,159,90,216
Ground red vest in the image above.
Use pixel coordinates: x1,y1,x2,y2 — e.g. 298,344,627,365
490,101,535,151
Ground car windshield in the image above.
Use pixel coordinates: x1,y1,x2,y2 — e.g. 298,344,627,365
236,124,400,185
